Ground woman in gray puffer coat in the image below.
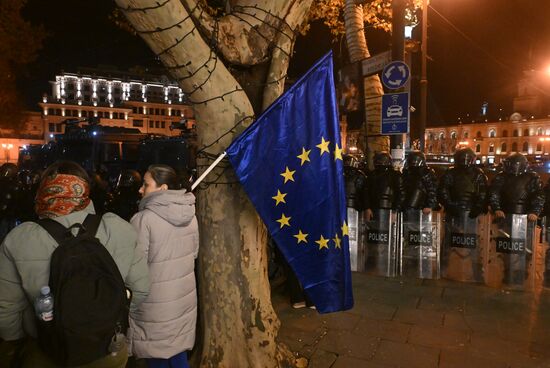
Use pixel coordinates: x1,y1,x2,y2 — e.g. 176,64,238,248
128,164,199,368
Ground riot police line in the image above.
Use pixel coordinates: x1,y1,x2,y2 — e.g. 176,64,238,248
344,148,550,291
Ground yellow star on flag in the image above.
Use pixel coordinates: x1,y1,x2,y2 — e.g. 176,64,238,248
280,166,296,183
315,235,329,250
272,190,287,206
297,147,311,166
276,213,291,228
333,234,341,249
334,143,343,161
316,137,330,156
341,221,349,237
293,230,308,244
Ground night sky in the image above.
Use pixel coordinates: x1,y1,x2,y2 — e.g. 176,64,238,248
19,0,550,125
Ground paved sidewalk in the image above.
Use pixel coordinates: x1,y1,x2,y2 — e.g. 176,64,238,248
274,273,550,368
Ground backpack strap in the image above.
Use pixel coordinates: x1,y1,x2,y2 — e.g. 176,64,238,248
81,214,102,238
36,214,102,244
36,218,71,244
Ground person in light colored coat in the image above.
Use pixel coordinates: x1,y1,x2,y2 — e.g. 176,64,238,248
128,164,199,368
0,161,150,368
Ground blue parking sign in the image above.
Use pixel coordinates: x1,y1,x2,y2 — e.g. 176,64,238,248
381,92,409,134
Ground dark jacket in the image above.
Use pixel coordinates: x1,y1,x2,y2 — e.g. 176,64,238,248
363,167,403,210
438,166,488,216
401,166,438,210
488,171,545,215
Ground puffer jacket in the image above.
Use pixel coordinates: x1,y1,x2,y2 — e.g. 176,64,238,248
0,203,150,341
128,189,199,359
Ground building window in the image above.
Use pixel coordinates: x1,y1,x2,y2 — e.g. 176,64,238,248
537,127,543,136
513,129,518,137
439,132,445,140
489,129,496,138
537,143,543,152
161,109,166,115
161,121,165,129
450,131,457,139
155,121,160,128
428,133,434,141
522,142,528,152
464,132,469,138
489,144,494,153
55,109,61,116
501,142,507,152
71,110,78,117
133,107,138,113
475,144,481,153
56,124,62,133
476,131,482,138
512,142,518,152
48,123,55,132
133,119,143,127
149,120,154,128
139,107,144,114
428,145,433,153
502,130,508,137
48,108,54,115
155,108,160,115
523,129,529,137
82,110,88,117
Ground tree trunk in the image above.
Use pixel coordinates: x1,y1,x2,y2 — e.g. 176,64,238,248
343,0,388,167
115,1,312,366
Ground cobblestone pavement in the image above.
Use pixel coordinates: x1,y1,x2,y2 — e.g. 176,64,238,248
274,273,550,368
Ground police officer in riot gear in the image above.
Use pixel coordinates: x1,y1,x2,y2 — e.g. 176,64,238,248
343,155,367,211
106,169,142,221
489,153,544,221
438,148,488,282
363,151,403,220
401,151,438,213
438,147,488,218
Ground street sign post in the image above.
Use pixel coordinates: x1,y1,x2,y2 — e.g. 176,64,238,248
361,51,392,76
381,92,409,135
382,61,410,90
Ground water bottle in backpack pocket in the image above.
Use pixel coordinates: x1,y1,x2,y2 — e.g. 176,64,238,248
34,214,130,367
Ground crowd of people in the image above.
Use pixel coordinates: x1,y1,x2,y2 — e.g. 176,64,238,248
0,161,199,368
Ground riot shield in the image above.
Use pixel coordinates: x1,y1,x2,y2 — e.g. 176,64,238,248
348,207,365,272
441,212,483,283
487,214,533,289
364,209,398,277
400,210,441,279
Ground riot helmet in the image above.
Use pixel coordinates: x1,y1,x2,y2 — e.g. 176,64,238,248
453,147,476,168
503,153,528,176
0,163,18,179
405,151,426,168
373,151,392,169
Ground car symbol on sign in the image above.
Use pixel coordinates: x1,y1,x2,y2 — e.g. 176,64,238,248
386,105,403,117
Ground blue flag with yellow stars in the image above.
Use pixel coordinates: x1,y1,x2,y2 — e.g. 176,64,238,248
226,51,353,313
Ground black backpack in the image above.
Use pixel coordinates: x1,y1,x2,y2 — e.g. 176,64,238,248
35,214,129,366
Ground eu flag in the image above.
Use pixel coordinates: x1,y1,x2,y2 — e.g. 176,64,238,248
226,52,353,313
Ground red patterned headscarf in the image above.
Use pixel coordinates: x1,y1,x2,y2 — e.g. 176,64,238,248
35,174,91,219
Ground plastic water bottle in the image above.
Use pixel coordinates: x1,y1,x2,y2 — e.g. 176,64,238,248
35,286,54,322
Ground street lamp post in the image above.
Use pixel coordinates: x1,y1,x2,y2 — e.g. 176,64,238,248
419,0,429,151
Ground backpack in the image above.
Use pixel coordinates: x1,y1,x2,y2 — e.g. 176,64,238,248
35,214,129,366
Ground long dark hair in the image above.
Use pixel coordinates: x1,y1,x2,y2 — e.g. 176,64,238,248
41,161,90,186
147,164,186,190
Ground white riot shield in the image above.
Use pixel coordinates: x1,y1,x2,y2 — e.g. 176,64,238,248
364,209,398,277
400,210,441,279
348,207,365,272
442,212,483,283
487,214,533,289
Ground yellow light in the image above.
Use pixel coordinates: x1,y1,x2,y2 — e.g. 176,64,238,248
545,64,550,77
458,141,469,145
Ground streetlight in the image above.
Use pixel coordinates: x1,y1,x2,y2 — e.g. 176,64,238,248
419,0,429,151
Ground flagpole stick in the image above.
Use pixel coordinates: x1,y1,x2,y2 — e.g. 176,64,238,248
191,151,228,191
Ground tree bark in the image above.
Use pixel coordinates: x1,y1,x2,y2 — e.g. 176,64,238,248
343,0,388,167
115,0,312,366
